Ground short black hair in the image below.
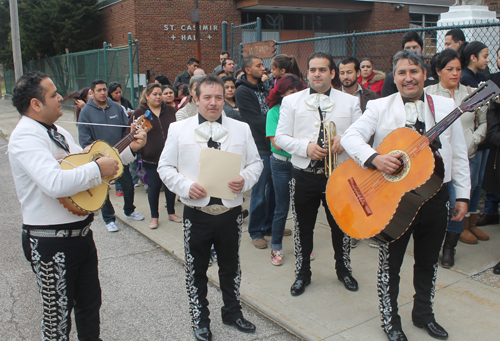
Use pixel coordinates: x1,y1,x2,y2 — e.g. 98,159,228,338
222,58,233,67
187,58,200,65
161,84,174,92
445,29,466,44
241,55,260,75
195,74,225,98
91,79,107,91
220,51,229,56
154,75,171,86
339,57,360,72
401,31,423,50
307,52,335,72
433,49,460,78
222,76,236,85
180,84,190,97
215,69,228,77
12,71,49,115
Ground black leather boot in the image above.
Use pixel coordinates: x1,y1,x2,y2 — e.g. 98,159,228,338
441,232,460,268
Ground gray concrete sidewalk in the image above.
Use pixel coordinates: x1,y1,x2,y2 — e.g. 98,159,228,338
2,97,500,340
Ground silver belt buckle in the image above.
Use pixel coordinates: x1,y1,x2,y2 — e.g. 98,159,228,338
200,205,230,215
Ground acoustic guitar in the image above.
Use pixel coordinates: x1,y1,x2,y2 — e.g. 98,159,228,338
326,81,500,244
58,113,153,216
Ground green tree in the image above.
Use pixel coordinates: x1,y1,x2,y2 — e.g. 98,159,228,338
0,0,101,66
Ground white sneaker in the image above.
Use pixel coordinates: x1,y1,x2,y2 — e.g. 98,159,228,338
106,221,119,232
126,211,145,221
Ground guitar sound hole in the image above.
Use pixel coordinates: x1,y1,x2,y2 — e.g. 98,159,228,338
91,152,106,162
393,158,405,175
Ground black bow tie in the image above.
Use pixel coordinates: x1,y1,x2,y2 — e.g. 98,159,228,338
47,126,70,153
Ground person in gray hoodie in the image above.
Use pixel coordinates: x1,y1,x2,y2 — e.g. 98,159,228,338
78,79,145,232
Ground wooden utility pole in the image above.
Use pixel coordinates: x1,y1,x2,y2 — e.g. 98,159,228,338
192,0,201,61
9,0,23,80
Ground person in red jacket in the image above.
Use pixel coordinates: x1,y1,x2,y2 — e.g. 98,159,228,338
358,58,386,96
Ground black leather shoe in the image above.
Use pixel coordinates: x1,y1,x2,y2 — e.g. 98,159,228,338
385,329,408,341
290,278,311,296
338,275,359,292
242,209,249,219
493,261,500,275
194,327,212,341
413,321,448,340
223,317,256,333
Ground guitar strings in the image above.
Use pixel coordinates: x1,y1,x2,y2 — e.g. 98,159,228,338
356,135,430,201
56,121,132,128
59,159,112,186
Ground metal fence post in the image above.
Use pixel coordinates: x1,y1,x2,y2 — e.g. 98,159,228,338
239,43,243,67
256,17,262,42
222,21,227,51
103,42,108,84
230,23,234,58
128,32,135,108
136,39,140,96
352,31,357,59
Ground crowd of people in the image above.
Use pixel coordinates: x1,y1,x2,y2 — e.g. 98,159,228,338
8,27,500,341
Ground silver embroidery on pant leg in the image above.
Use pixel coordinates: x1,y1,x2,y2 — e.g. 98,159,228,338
429,263,439,309
289,178,302,279
377,243,393,333
30,238,68,341
233,214,243,301
184,219,201,330
342,234,353,275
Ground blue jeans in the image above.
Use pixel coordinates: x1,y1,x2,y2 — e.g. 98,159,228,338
447,181,464,234
248,155,275,239
102,166,136,224
484,191,500,215
270,156,292,250
469,149,489,212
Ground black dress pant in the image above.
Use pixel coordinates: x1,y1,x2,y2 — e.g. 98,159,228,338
183,205,243,330
22,228,102,341
377,185,449,333
290,168,352,281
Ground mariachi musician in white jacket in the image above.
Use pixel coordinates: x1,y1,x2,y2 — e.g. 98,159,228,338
341,50,470,341
157,75,263,341
275,52,362,297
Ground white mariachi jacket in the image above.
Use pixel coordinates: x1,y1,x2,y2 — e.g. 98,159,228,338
274,87,362,168
157,114,263,208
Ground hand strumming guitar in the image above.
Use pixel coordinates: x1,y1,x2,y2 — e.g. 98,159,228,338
129,122,147,152
372,152,403,174
96,156,120,178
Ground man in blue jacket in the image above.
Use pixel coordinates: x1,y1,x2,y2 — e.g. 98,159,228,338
78,79,144,232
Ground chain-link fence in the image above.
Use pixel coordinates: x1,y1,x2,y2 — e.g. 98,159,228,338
3,34,140,107
232,21,500,77
230,19,261,67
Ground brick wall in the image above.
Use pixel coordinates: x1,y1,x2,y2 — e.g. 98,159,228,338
100,0,241,85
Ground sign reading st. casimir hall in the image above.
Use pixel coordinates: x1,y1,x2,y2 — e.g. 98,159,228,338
163,24,218,41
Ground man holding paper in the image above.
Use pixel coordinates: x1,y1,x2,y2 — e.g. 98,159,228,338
158,75,263,341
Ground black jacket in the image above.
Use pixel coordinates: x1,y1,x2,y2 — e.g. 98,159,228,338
483,101,500,195
174,70,191,97
234,75,270,155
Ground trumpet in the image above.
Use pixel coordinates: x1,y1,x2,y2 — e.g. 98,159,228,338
324,121,338,177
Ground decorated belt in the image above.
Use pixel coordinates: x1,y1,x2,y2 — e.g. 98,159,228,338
24,224,91,238
293,165,325,174
187,204,232,216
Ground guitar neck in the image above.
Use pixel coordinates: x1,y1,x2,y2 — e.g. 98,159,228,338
113,128,137,153
424,106,463,144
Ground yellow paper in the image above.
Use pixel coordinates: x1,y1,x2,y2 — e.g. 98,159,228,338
198,147,242,200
